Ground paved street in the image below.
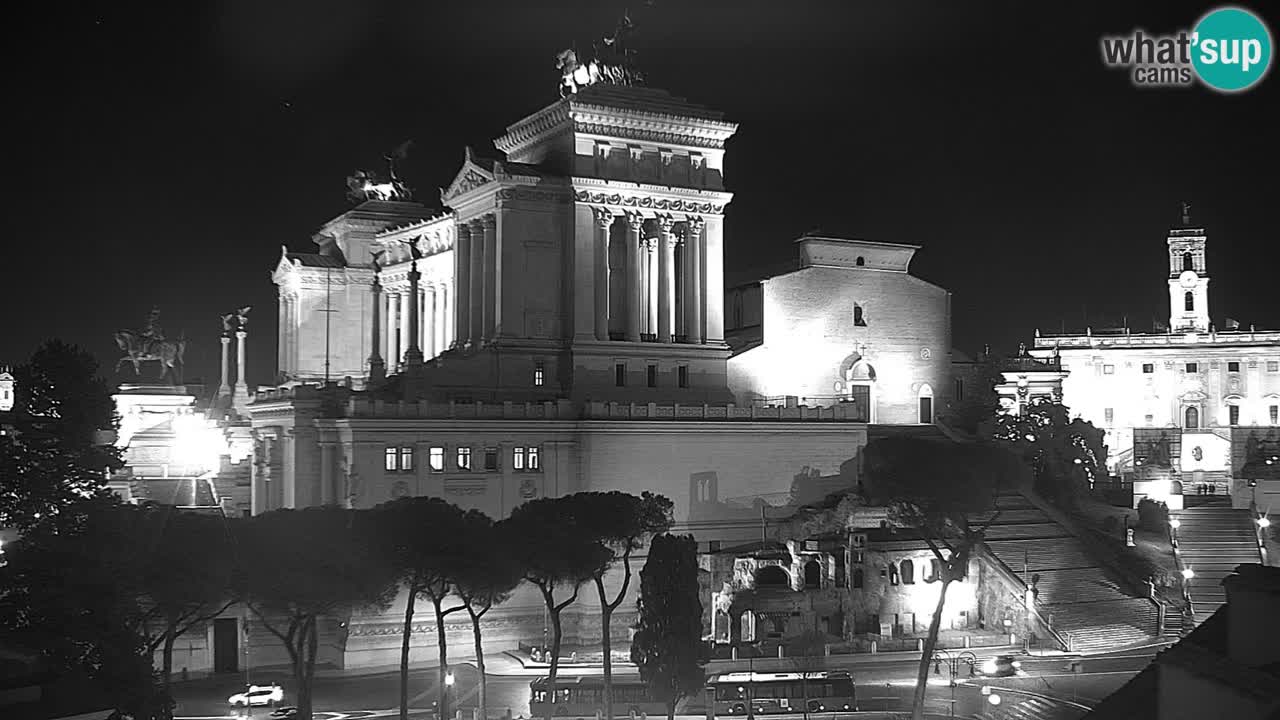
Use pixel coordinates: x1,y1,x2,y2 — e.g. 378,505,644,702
173,645,1165,720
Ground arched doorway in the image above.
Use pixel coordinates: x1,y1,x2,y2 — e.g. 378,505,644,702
1185,406,1200,429
846,361,877,422
803,560,822,589
917,384,934,424
755,565,789,589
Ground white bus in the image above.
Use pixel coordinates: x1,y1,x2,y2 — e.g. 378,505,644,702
706,671,856,715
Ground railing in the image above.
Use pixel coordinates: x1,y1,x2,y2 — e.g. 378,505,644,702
978,542,1071,652
581,401,868,422
1035,328,1280,348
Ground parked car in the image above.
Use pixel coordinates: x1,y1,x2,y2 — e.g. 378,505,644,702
228,683,284,706
269,708,299,719
981,655,1021,677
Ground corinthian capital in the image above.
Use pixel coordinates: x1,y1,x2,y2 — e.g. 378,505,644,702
592,206,616,229
625,211,645,232
656,214,677,235
686,215,706,235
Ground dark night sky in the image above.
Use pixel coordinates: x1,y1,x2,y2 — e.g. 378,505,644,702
8,0,1278,392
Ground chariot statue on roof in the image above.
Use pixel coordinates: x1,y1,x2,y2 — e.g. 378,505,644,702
557,8,646,97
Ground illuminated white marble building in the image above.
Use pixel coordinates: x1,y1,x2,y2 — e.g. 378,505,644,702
1031,212,1280,507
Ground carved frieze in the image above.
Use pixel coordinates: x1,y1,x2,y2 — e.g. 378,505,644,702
495,188,571,205
574,190,724,215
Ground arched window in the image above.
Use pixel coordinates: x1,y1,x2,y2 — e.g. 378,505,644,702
852,568,864,589
853,304,867,327
888,565,899,586
1185,406,1200,429
803,560,822,589
1183,252,1194,271
755,565,789,589
900,559,915,584
918,384,934,424
1185,292,1194,312
856,256,865,267
925,558,940,582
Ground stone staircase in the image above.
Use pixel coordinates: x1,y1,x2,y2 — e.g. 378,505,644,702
1174,497,1262,625
976,493,1159,653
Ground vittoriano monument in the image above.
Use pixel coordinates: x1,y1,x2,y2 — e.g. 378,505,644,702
556,9,645,96
115,307,187,385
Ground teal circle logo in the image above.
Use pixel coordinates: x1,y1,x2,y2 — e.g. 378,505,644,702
1192,7,1273,92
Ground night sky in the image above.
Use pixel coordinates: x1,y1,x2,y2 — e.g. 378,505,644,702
9,0,1278,393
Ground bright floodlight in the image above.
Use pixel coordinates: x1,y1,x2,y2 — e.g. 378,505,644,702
1182,567,1195,580
445,672,456,686
1259,517,1272,529
1170,518,1181,529
988,693,1002,706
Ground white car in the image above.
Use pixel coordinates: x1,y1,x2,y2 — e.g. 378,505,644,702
228,684,284,707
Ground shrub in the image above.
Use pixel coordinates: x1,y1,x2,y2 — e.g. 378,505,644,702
1137,498,1169,532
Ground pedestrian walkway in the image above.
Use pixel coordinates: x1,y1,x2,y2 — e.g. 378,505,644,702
977,493,1159,654
1173,497,1262,625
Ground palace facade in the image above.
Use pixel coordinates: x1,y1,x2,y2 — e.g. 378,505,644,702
1029,211,1280,510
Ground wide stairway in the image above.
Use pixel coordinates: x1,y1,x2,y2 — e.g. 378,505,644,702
1175,497,1262,625
974,493,1159,653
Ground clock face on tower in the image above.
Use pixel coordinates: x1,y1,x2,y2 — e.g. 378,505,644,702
1179,270,1199,288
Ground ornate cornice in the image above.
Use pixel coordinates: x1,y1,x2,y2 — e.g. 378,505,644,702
494,103,573,158
574,189,726,217
495,187,572,206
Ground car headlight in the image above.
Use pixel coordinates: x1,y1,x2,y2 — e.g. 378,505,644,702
1012,661,1022,669
982,660,998,674
842,705,850,711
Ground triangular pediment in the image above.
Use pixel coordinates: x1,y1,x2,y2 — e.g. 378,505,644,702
440,147,496,204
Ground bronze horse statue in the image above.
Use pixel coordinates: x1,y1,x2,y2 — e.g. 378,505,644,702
115,330,186,383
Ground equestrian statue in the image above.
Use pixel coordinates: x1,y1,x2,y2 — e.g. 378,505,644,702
115,306,187,384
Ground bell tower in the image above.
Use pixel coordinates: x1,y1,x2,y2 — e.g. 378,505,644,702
1167,202,1210,333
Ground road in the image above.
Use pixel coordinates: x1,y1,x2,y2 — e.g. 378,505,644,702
172,646,1165,720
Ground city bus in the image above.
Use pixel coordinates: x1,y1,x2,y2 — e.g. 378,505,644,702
706,671,857,715
529,676,673,719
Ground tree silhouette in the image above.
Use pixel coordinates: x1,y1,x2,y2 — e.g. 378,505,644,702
454,513,524,720
630,533,705,720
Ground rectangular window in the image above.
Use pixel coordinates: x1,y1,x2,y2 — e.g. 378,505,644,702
399,447,413,472
484,447,498,471
1105,408,1114,425
385,447,398,472
1228,361,1241,373
456,446,472,471
1103,364,1115,375
678,365,689,388
514,446,526,471
429,447,445,473
1186,363,1199,373
1145,414,1154,425
615,363,626,387
1271,406,1278,424
534,362,545,387
647,364,658,388
527,445,540,471
954,378,964,401
1142,363,1154,374
1229,405,1240,426
1269,361,1279,373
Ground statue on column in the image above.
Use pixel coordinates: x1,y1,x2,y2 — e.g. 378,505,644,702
114,307,186,384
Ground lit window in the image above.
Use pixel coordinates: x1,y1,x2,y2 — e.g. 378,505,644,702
615,363,626,387
429,447,445,473
385,447,398,472
1142,363,1154,374
1104,408,1114,425
1103,365,1114,375
1186,363,1198,373
1229,405,1240,426
678,366,689,388
514,446,525,471
1227,361,1241,373
534,362,545,387
527,445,540,471
484,447,498,471
647,364,657,388
456,447,472,471
399,447,413,472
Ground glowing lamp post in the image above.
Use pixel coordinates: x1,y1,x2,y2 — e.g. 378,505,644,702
444,669,456,720
1257,515,1271,549
1169,518,1181,548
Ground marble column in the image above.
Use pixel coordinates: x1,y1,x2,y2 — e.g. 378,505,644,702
455,223,472,347
320,442,336,505
657,216,676,343
276,297,287,378
625,213,643,342
481,214,497,340
593,208,613,341
424,285,436,358
441,283,451,350
646,240,658,337
233,329,249,409
469,219,485,344
404,262,423,368
218,334,232,400
386,292,399,371
368,275,385,384
399,288,413,368
687,217,705,344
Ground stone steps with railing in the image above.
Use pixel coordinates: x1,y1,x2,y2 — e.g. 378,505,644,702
1173,503,1261,625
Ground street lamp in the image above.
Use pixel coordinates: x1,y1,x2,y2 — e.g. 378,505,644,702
444,669,456,720
1169,518,1181,548
1181,567,1195,580
931,649,977,717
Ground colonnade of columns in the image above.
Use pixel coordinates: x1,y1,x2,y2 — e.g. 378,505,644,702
593,210,707,344
453,215,498,348
376,280,453,372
